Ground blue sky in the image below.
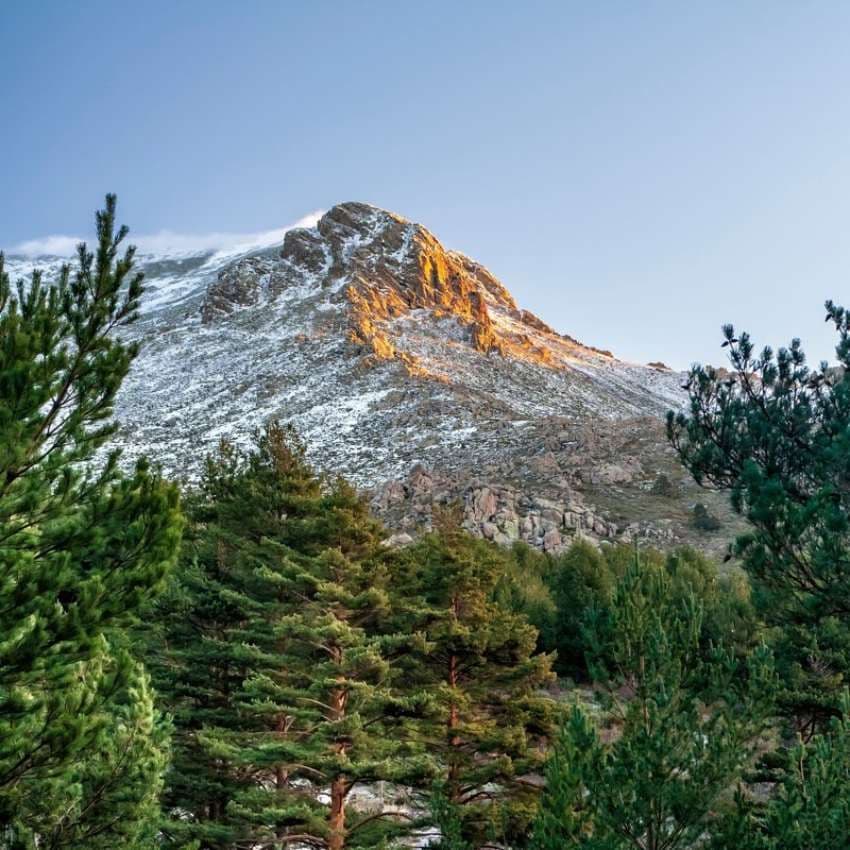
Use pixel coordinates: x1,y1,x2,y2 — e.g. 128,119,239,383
3,1,850,368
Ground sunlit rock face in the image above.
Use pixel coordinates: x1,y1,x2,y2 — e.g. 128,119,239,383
6,202,723,551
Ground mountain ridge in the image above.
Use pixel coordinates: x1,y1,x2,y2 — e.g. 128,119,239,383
3,202,739,553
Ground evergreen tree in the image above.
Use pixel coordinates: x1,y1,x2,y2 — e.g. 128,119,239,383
0,197,182,845
540,542,756,682
241,537,432,850
528,708,598,849
668,304,850,728
152,424,432,850
711,694,850,850
663,547,759,663
545,540,616,680
397,514,555,848
11,653,171,850
531,555,774,850
427,782,474,850
150,428,330,849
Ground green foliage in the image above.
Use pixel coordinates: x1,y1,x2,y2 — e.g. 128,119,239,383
495,542,557,647
766,614,850,737
601,542,659,578
712,694,850,849
151,424,433,850
669,305,850,726
532,554,775,850
538,541,757,681
545,540,616,679
692,502,721,531
428,782,474,850
397,514,555,848
0,197,181,845
529,708,598,849
8,652,171,850
650,473,676,497
146,445,269,849
665,547,759,660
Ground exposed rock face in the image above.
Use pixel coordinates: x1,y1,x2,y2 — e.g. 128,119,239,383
201,256,290,322
470,482,617,550
369,423,656,552
276,203,512,365
200,203,634,377
5,201,738,552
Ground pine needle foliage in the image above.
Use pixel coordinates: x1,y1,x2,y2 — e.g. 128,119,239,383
0,196,182,846
668,305,850,728
711,693,850,850
531,553,774,850
151,424,433,850
396,511,555,848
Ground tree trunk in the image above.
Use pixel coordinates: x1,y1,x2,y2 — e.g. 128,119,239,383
275,713,290,791
328,775,347,850
447,652,461,802
446,591,464,802
328,650,349,850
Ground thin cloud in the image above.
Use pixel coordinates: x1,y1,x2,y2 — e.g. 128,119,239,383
8,210,325,258
11,234,81,256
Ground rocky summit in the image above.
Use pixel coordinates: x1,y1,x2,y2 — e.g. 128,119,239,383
4,202,739,552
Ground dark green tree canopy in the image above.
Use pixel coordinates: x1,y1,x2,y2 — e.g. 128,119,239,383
396,514,555,848
151,424,434,850
668,304,850,621
669,303,850,727
711,693,850,850
532,555,774,850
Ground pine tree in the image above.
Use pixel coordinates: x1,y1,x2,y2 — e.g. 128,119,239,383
241,531,432,850
149,426,328,848
668,305,850,729
492,543,556,654
530,555,774,850
528,708,599,849
0,197,182,844
397,513,555,848
544,540,616,680
11,652,171,850
427,782,474,850
151,424,433,849
711,693,850,850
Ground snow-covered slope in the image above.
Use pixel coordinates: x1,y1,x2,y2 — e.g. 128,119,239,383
5,203,716,551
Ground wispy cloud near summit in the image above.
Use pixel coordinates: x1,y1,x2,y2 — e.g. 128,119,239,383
9,211,325,258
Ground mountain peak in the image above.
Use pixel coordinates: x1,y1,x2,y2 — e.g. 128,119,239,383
101,201,687,552
196,200,662,388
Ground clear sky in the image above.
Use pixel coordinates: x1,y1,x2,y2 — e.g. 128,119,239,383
3,1,850,369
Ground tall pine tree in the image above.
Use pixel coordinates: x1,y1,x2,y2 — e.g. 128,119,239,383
668,305,850,730
152,424,432,849
0,196,182,846
396,513,555,848
710,693,850,849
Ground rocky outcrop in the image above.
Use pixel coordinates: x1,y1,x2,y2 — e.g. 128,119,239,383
201,255,290,322
372,464,619,553
244,203,635,373
319,203,509,361
280,226,329,275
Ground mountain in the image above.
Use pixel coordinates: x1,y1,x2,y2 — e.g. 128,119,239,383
4,202,740,553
